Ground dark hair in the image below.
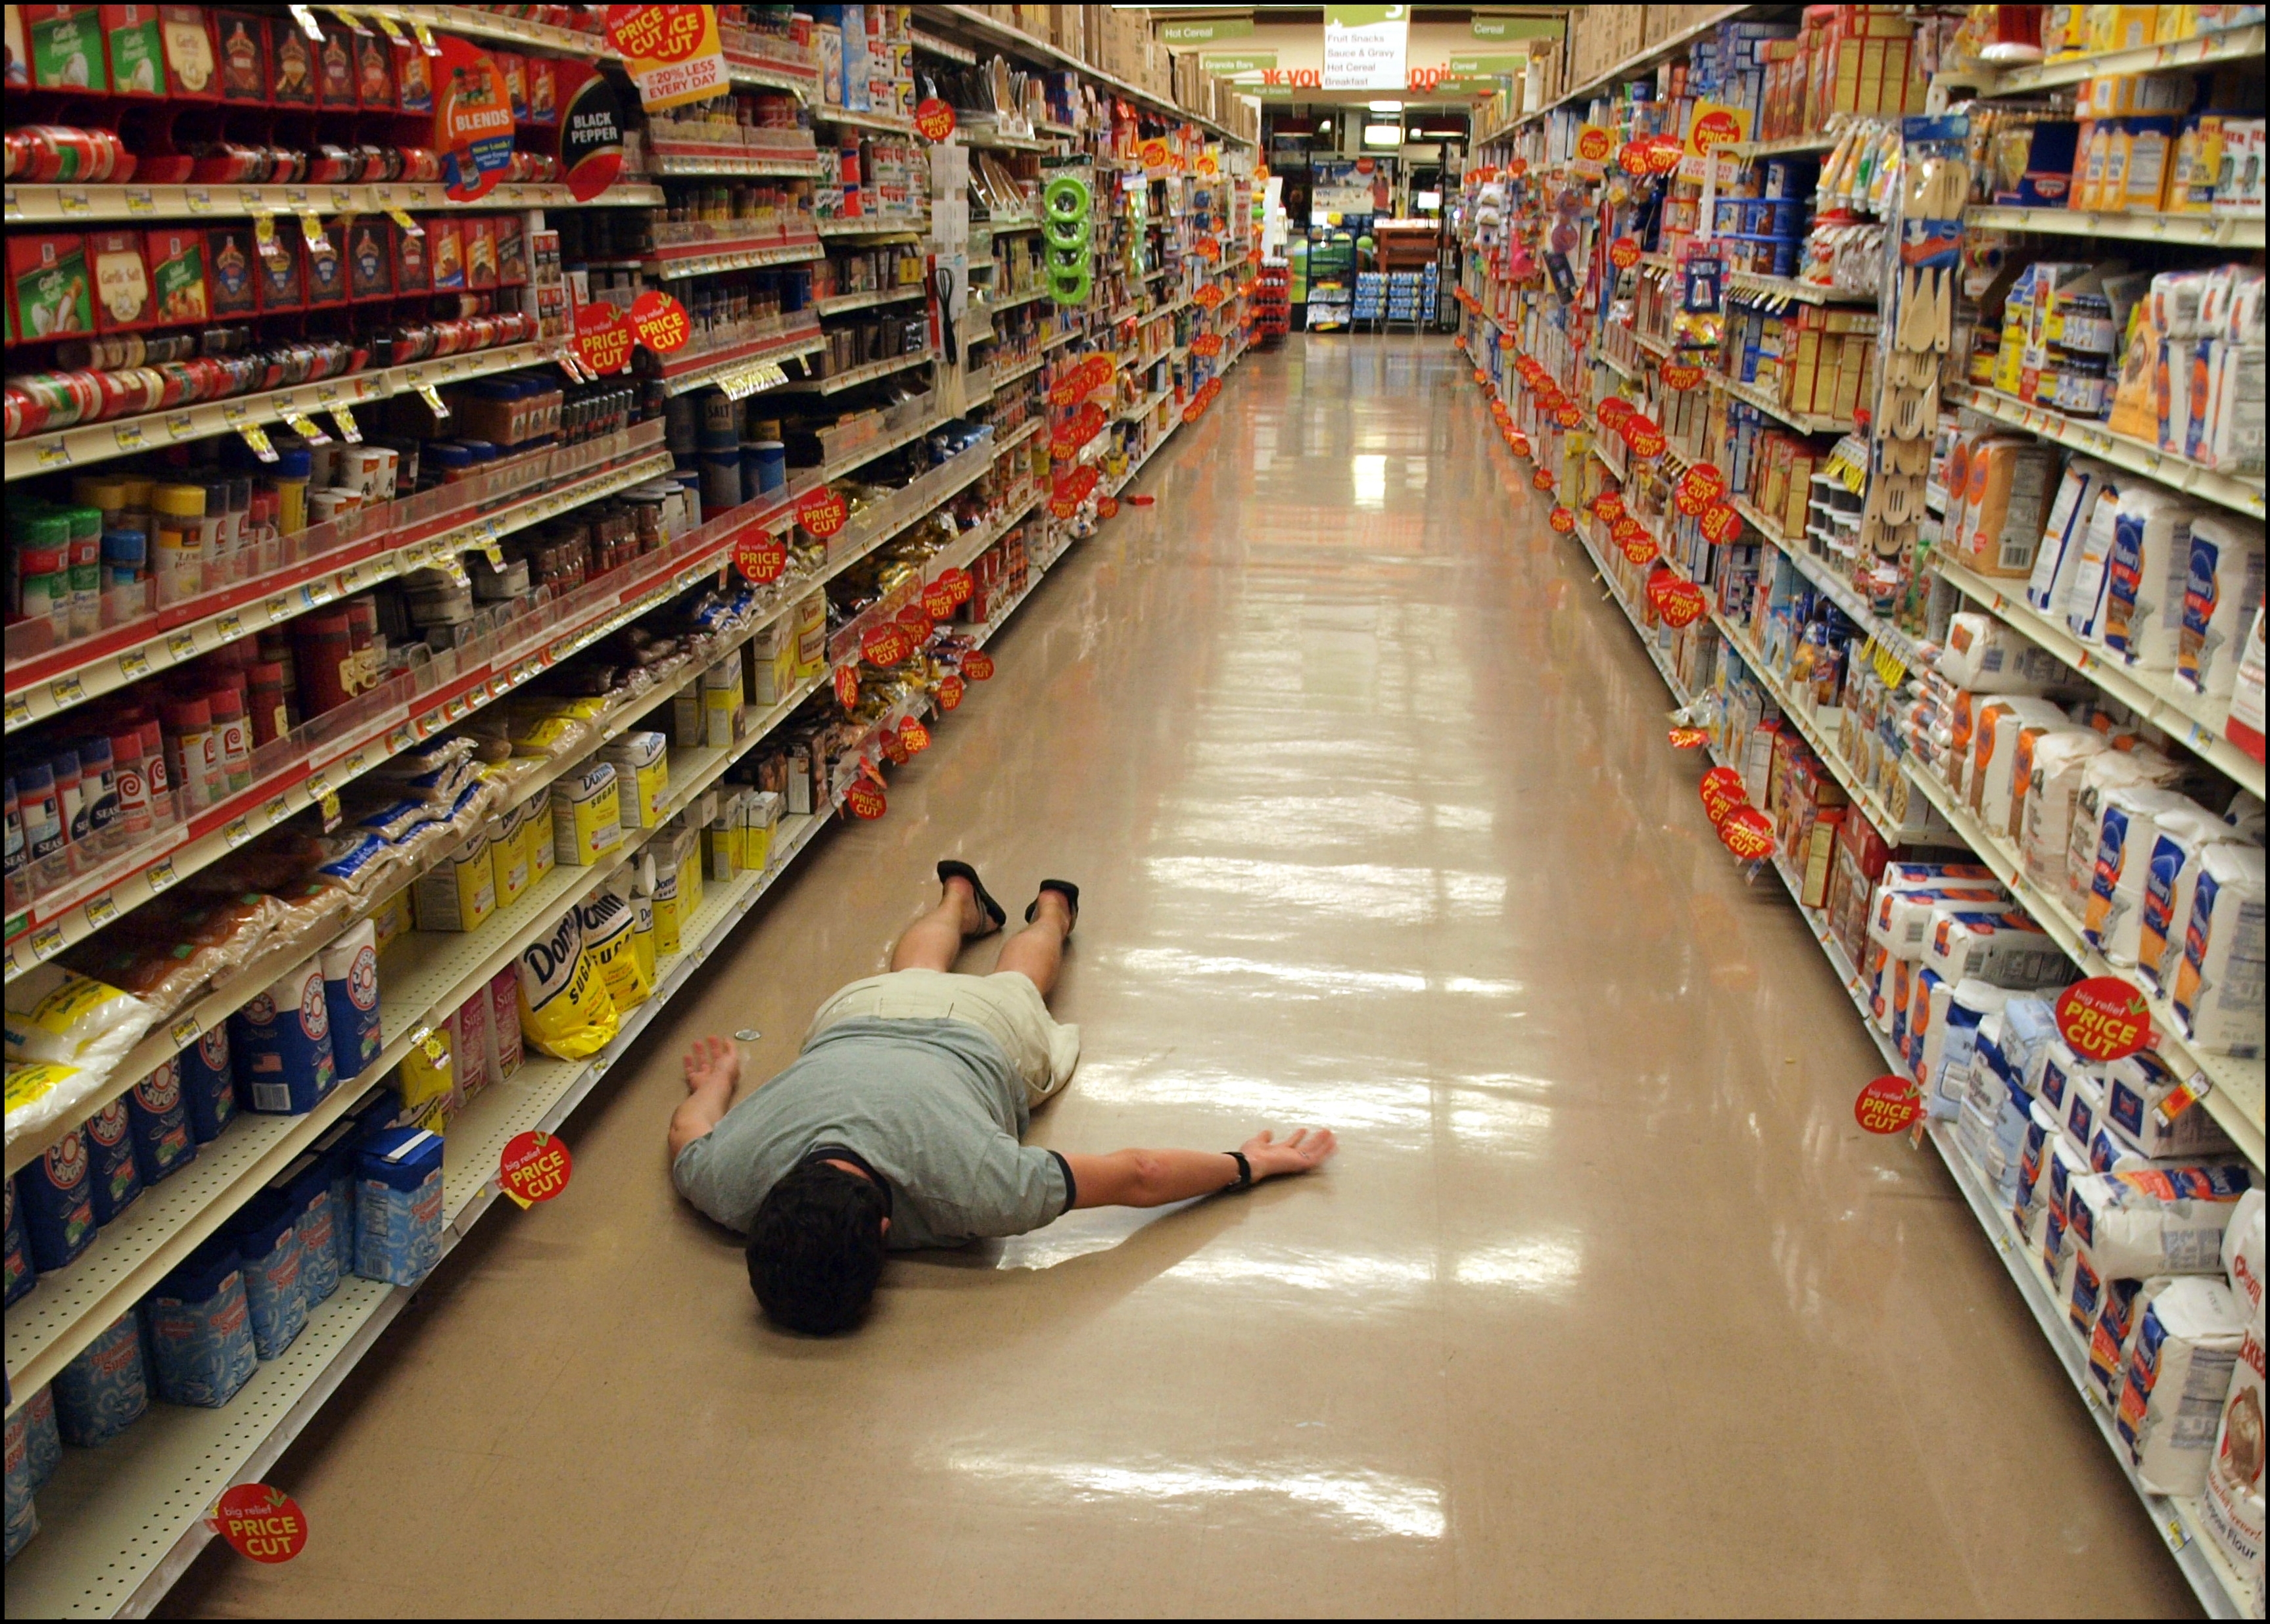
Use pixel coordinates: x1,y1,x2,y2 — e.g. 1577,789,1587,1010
746,1162,889,1334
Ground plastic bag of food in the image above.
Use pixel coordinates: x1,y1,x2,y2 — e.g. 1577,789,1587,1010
5,966,152,1077
577,887,651,1013
515,907,619,1060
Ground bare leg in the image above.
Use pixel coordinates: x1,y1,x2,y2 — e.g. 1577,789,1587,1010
890,876,987,971
995,891,1072,999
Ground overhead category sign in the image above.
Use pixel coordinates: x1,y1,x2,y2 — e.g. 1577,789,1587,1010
1323,4,1408,91
1471,13,1567,39
1200,51,1276,76
1159,16,1253,45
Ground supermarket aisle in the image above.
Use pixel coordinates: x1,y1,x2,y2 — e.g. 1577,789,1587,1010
169,337,2197,1617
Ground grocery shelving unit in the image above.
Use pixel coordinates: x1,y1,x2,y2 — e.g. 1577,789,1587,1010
1450,10,2264,1617
3,7,1260,1611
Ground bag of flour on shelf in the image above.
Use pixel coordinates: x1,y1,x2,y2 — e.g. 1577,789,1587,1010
1870,884,2011,954
1929,981,2014,1119
2171,843,2267,1057
2067,1166,2256,1278
2041,1137,2096,1270
53,1309,148,1447
2022,730,2112,892
2103,486,2200,670
229,961,337,1116
2063,1063,2110,1146
2088,1276,2171,1401
2117,1276,2249,1495
1940,613,2067,694
2139,815,2258,994
1924,908,2069,990
2066,480,2127,643
515,906,620,1061
2,969,151,1142
2028,458,2114,618
577,886,650,1013
2060,1238,2127,1339
2177,513,2268,699
2102,1048,2238,1161
2085,789,2208,961
2066,749,2187,914
2200,1190,2265,1606
1904,967,1949,1084
2012,1099,2066,1228
143,1240,258,1408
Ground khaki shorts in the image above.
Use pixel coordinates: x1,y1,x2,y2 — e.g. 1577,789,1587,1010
805,967,1079,1107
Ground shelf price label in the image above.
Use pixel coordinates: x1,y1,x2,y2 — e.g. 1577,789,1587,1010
961,651,994,682
498,1130,573,1208
1548,505,1574,533
1855,1075,1922,1136
1676,461,1726,513
935,674,966,712
1719,804,1776,862
1668,727,1709,749
207,1485,308,1564
914,97,957,141
845,781,888,820
2054,976,2151,1063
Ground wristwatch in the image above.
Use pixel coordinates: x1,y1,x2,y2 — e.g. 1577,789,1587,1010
1225,1150,1253,1190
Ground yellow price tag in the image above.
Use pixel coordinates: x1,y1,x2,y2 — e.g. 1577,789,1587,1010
370,9,404,43
320,789,343,824
283,410,331,446
410,18,440,54
237,422,279,462
298,209,330,254
331,406,362,443
385,206,423,237
417,383,450,419
170,1015,202,1049
250,211,291,266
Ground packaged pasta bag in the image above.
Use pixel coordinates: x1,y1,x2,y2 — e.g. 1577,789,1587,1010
515,906,619,1060
577,886,651,1013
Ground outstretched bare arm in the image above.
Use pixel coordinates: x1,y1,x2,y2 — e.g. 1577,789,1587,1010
1064,1128,1336,1209
669,1036,740,1160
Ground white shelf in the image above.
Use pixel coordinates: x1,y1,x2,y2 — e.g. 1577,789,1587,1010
644,234,826,279
777,348,934,394
809,104,918,135
1711,373,1855,437
650,149,832,179
1966,204,2265,250
813,286,928,316
1725,269,1878,307
0,179,663,225
1951,385,2265,522
817,216,930,239
1979,24,2265,94
5,340,558,482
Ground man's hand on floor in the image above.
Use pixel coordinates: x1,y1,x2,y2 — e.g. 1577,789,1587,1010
1242,1126,1336,1180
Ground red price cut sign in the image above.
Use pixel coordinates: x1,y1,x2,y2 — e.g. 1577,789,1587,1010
1491,400,1511,423
1617,142,1651,177
1139,138,1170,169
880,726,910,766
2055,976,2152,1063
797,484,849,539
1691,107,1743,154
1608,235,1641,269
1596,397,1634,432
1194,285,1226,311
1197,237,1222,263
628,289,691,354
1507,156,1528,177
1052,463,1099,506
1548,505,1575,533
861,622,916,666
1496,330,1517,352
914,97,956,142
1191,333,1223,358
1617,528,1660,567
941,567,974,605
1720,804,1776,862
1646,135,1684,174
498,1130,572,1207
1509,433,1530,457
833,664,859,708
962,650,995,682
1657,578,1707,628
1698,764,1747,826
1668,726,1709,749
1697,500,1743,545
1051,402,1107,457
1592,490,1626,522
1531,466,1555,491
898,717,930,755
1659,361,1705,392
1183,400,1209,425
1097,495,1120,519
935,673,966,711
1621,415,1667,459
735,531,787,585
1575,126,1613,163
922,580,957,621
206,1484,308,1564
1855,1074,1923,1135
846,781,887,820
1047,354,1114,406
897,603,934,637
607,3,705,60
1555,405,1582,430
575,301,635,375
1675,462,1726,514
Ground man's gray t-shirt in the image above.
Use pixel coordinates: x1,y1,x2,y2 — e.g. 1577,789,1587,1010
671,1016,1072,1249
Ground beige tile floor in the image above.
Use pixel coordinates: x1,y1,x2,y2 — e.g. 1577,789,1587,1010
164,336,2200,1617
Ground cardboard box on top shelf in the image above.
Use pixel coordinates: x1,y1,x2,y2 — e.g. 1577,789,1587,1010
1049,6,1077,55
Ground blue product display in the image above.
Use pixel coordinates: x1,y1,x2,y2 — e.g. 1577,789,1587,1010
312,1118,363,1280
356,1128,446,1287
22,1387,59,1489
274,1154,341,1305
143,1240,258,1408
18,1129,99,1274
125,1058,197,1186
3,1407,34,1564
229,1195,308,1360
50,1311,148,1447
229,962,337,1115
180,1025,238,1144
82,1100,141,1226
321,921,383,1084
3,1177,34,1307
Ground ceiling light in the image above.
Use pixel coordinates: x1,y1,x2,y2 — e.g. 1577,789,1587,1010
1362,123,1402,147
1367,99,1404,114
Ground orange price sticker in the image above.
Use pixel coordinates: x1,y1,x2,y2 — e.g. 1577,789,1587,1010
1548,505,1574,533
1509,433,1530,457
1194,285,1225,310
1496,330,1515,351
881,726,910,766
833,664,859,708
1592,491,1626,522
1620,415,1666,459
1197,237,1222,262
1140,137,1170,169
936,673,966,710
1507,156,1528,177
897,603,934,639
736,532,786,584
1597,397,1634,430
1473,367,1488,384
1047,354,1114,406
206,1485,308,1564
846,782,887,820
2054,977,2152,1063
628,289,691,354
1554,406,1581,429
962,651,995,682
498,1130,572,1207
1531,466,1555,491
797,485,849,538
1191,333,1223,358
1617,529,1659,567
1676,461,1726,513
1855,1075,1922,1135
861,623,914,666
1608,235,1640,269
942,568,974,605
1668,727,1709,749
914,97,956,141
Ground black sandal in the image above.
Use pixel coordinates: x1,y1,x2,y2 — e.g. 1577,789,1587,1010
1026,879,1079,933
936,860,1007,935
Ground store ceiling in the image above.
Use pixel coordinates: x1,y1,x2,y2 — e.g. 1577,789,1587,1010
1141,6,1569,108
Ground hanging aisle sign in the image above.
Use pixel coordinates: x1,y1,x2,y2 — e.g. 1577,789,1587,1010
552,61,626,200
606,4,728,111
1322,4,1409,90
435,35,516,202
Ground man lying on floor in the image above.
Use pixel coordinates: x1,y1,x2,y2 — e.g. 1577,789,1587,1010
668,860,1336,1334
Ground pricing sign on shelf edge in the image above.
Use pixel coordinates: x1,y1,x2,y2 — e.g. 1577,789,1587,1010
914,97,957,141
1855,1075,1922,1134
2055,976,2152,1063
498,1130,573,1207
797,484,849,538
206,1485,307,1563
